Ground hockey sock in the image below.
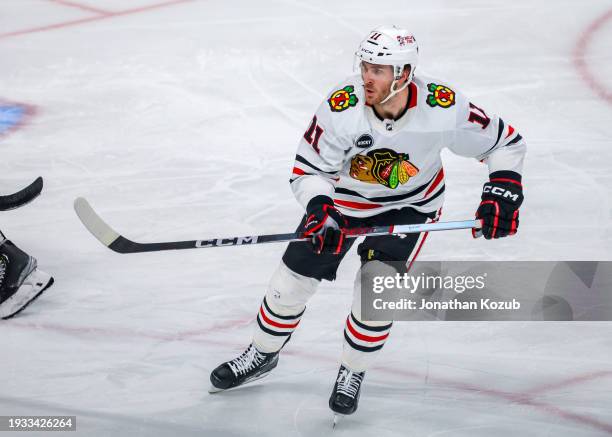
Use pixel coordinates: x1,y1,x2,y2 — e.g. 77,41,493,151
341,260,394,372
252,262,319,353
342,312,392,372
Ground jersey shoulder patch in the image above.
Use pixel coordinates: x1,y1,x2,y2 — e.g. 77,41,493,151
426,82,456,108
327,84,360,112
325,75,364,114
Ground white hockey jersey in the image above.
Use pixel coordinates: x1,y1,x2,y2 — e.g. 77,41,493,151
290,73,526,217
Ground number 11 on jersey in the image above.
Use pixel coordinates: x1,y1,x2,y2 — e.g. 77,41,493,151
304,115,324,153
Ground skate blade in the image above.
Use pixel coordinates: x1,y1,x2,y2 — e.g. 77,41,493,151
208,371,271,395
332,413,344,429
208,385,223,394
1,274,54,320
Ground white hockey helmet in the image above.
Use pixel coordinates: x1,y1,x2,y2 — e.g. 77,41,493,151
355,25,419,103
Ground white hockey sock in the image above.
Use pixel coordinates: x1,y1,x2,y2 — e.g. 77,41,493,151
341,312,392,372
341,261,394,372
252,261,319,353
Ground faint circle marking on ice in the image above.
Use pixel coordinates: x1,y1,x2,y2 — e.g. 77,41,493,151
573,8,612,104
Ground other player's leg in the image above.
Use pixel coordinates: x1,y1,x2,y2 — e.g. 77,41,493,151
0,231,54,319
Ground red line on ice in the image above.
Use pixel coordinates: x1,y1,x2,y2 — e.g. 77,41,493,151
0,0,193,40
521,370,612,396
373,363,612,434
8,317,253,345
46,0,111,16
8,319,612,434
573,8,612,104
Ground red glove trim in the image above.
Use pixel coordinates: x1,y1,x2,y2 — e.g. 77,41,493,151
489,178,522,187
480,200,500,238
303,213,326,236
510,209,519,235
333,231,345,255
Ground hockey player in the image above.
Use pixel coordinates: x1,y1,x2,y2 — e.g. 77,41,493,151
0,231,53,319
209,25,526,419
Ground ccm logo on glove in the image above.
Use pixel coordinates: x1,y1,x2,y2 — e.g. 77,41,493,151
482,185,520,201
474,171,524,240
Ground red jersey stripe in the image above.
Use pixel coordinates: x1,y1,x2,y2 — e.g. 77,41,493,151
424,168,445,197
334,199,383,210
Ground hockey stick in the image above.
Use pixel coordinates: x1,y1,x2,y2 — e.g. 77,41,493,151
74,197,481,254
0,177,43,211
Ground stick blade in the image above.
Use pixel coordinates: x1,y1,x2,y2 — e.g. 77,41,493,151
30,176,43,196
74,197,121,248
0,176,43,211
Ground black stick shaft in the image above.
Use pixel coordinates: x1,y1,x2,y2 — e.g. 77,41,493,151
74,197,479,254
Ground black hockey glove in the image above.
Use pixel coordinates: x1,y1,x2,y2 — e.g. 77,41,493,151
473,171,523,239
303,195,347,255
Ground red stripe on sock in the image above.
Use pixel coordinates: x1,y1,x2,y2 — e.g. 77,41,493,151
345,317,389,343
259,307,300,329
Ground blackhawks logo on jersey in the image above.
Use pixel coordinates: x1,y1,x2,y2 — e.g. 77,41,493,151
349,148,419,189
426,83,455,108
328,85,359,112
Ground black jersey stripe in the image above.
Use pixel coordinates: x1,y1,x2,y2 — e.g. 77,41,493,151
504,133,523,147
334,171,439,203
290,174,314,184
495,118,505,147
411,185,445,206
482,118,505,155
334,182,444,207
295,154,338,175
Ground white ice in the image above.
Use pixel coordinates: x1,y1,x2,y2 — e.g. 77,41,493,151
1,0,611,436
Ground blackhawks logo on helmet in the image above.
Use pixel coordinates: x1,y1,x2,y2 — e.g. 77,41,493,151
328,85,359,112
426,83,455,108
349,148,419,189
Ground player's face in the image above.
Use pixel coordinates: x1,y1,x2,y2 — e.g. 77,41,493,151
360,61,394,105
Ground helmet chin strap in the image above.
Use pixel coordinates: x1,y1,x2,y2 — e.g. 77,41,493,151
379,78,409,105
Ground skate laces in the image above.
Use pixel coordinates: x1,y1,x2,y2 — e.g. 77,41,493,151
336,367,363,398
228,344,266,377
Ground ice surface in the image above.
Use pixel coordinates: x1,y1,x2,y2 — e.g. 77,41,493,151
1,0,611,435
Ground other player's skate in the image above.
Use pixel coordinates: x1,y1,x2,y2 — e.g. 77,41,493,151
329,364,365,427
209,343,279,393
0,240,53,319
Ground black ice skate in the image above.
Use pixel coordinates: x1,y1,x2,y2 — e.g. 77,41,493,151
209,343,279,393
0,240,53,319
329,364,365,426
